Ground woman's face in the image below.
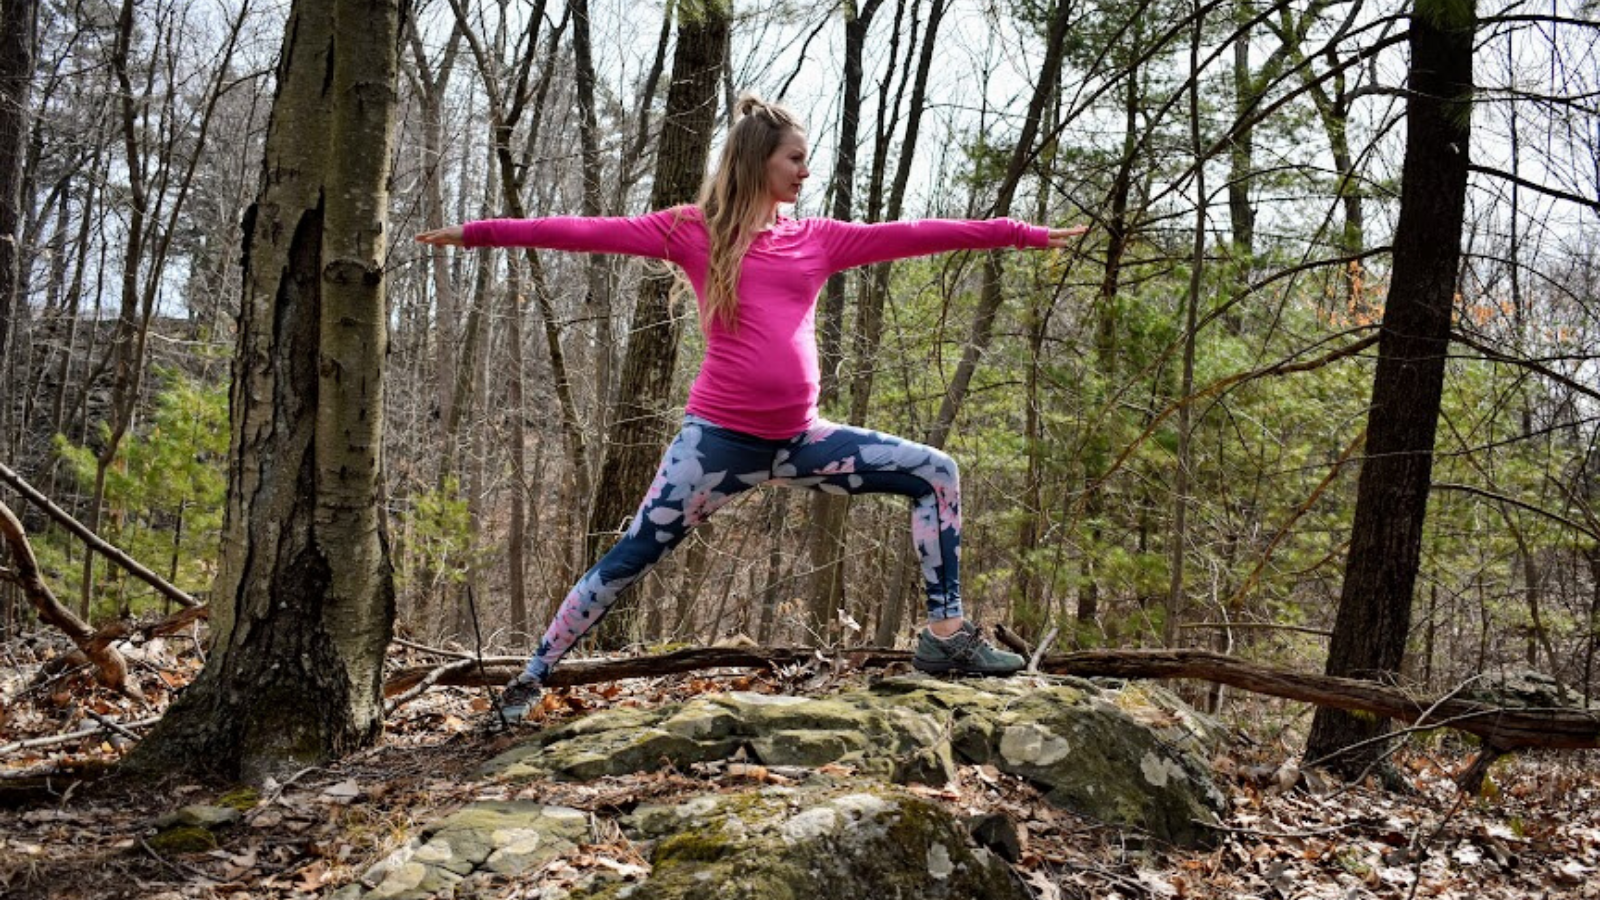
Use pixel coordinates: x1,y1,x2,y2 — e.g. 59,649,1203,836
764,130,810,206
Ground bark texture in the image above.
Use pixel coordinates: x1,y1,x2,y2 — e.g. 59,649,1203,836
0,0,37,443
124,0,401,782
1305,0,1475,777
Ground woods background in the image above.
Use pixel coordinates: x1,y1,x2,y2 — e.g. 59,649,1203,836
1,0,1596,710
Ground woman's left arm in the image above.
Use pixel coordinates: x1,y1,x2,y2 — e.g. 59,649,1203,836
817,218,1088,272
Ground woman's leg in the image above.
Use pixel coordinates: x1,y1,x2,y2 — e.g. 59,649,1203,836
779,420,1021,674
778,421,963,619
520,417,774,683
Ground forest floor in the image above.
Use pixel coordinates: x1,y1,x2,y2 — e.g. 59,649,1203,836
2,630,1598,900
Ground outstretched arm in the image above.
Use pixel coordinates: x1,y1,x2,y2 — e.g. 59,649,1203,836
818,217,1089,272
415,208,696,262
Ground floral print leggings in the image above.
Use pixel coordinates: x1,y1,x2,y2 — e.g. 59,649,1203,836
522,414,963,681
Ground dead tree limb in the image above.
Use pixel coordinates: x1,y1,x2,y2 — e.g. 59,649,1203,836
0,716,163,756
87,603,209,646
0,499,135,693
0,461,199,608
383,645,1600,752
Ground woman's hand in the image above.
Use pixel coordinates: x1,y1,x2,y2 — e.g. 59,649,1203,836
1044,224,1090,248
415,225,466,247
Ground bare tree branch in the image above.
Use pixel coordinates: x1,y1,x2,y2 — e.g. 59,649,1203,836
0,460,199,608
1467,163,1600,212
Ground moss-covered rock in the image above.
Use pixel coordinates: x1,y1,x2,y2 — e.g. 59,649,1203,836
482,674,1225,847
150,803,245,830
216,787,261,812
346,802,591,900
147,824,220,854
581,784,1026,900
994,688,1224,847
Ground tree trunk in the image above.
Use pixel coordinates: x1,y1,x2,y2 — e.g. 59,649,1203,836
1166,0,1207,646
851,0,943,427
0,0,38,459
125,0,401,781
1016,90,1059,632
1226,0,1255,271
587,0,728,649
805,0,886,638
447,0,592,562
569,0,614,426
928,0,1071,449
406,18,463,469
506,257,530,640
861,0,948,650
1304,0,1475,778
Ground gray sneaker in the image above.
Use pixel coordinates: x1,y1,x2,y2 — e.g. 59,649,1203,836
912,621,1025,676
498,673,544,723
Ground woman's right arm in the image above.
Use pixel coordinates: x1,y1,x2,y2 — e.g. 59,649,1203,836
416,208,694,262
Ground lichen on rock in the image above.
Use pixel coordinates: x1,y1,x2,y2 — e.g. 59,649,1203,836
588,784,1026,900
480,673,1225,847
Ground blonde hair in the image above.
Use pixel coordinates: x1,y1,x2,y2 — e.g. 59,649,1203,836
696,92,804,331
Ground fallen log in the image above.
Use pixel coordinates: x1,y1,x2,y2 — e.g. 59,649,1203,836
382,645,1600,752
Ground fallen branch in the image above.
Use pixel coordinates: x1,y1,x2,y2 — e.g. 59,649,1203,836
383,647,908,698
0,499,134,694
0,460,198,609
0,716,162,756
383,657,485,714
1178,622,1332,638
1045,648,1599,751
382,645,1600,752
85,603,210,647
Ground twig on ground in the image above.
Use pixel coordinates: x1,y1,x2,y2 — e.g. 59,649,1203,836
1197,819,1360,839
385,657,497,715
392,637,474,659
140,837,216,883
0,716,162,755
82,709,144,742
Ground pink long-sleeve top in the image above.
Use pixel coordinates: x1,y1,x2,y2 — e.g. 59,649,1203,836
463,208,1049,439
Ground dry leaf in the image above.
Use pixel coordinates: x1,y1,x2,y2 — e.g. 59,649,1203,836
1024,869,1062,900
321,779,361,803
1551,860,1592,885
294,859,330,891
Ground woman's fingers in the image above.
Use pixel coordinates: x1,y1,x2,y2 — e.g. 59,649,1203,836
1044,224,1090,247
415,225,465,246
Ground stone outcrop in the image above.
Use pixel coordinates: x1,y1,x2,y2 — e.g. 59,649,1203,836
485,674,1224,846
597,784,1027,899
334,674,1223,898
330,803,589,900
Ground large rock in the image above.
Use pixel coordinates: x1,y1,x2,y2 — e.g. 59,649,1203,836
1468,669,1585,709
484,674,1225,847
577,783,1027,899
329,802,591,900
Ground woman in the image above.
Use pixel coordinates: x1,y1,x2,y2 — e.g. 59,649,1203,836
417,94,1088,719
